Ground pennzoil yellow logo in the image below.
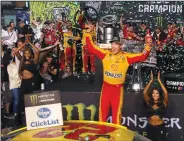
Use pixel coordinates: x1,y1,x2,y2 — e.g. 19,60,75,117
111,64,118,71
30,95,38,105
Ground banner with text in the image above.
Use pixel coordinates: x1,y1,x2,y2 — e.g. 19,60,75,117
81,1,184,29
24,90,63,130
60,92,184,141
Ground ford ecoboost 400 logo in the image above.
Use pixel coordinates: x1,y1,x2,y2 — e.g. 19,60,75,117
37,107,51,118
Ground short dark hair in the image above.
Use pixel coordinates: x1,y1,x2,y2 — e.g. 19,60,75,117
18,20,24,24
6,24,11,28
17,38,25,43
9,21,14,26
155,26,162,31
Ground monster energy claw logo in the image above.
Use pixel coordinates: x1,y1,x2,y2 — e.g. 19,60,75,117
156,16,163,26
30,95,38,105
63,103,97,121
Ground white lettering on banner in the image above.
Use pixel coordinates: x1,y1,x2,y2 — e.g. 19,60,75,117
127,116,137,127
37,94,55,103
166,81,184,86
163,118,182,129
139,117,148,128
107,115,182,130
138,5,182,13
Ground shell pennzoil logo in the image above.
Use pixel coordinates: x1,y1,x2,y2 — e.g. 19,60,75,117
111,64,118,71
7,121,136,141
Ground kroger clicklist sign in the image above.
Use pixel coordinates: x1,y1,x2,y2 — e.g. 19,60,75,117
24,91,63,130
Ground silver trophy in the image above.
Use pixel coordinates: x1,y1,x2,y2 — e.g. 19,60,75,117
101,15,118,44
125,40,145,92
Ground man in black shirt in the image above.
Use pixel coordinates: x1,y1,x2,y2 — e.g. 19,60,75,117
137,22,148,39
45,54,58,83
152,26,167,43
18,20,34,41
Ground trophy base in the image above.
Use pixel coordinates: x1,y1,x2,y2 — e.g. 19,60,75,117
131,83,143,92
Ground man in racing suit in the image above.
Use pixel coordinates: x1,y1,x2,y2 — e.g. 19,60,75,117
62,21,81,77
78,13,96,74
84,33,152,124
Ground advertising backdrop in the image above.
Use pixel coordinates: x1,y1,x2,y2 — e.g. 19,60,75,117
81,1,184,29
60,92,184,141
24,91,63,130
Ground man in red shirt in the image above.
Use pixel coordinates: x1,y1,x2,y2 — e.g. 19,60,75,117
44,21,58,46
176,34,184,46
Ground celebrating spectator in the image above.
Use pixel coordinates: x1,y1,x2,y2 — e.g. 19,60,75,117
143,71,168,141
7,48,22,121
15,35,39,114
18,20,34,41
1,24,17,55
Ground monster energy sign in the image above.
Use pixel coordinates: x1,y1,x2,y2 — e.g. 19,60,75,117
156,16,163,26
60,92,184,141
24,91,63,130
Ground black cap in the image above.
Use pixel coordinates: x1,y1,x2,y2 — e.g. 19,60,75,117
109,37,121,44
18,20,24,24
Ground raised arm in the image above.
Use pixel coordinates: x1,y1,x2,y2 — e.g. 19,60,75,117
143,71,154,103
157,71,168,106
126,34,152,64
78,11,85,29
120,14,124,29
85,34,107,60
40,41,59,52
15,42,27,60
39,41,60,62
27,37,39,64
126,44,151,64
120,14,129,39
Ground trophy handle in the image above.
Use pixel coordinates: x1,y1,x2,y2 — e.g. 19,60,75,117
101,15,118,25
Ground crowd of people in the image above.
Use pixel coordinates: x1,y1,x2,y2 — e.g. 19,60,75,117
1,10,183,140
